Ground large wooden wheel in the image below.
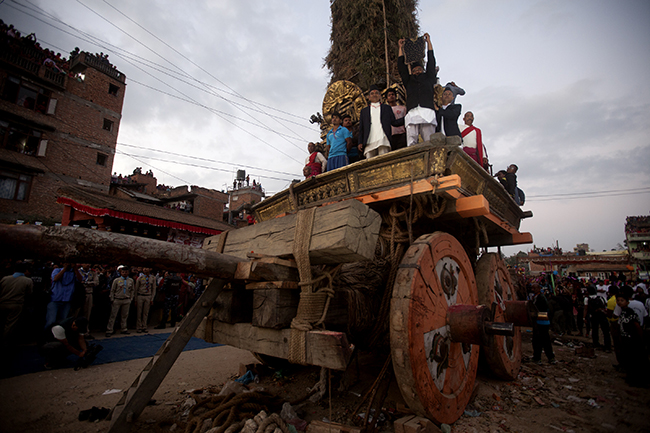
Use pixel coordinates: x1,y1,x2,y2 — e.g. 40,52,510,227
476,253,521,380
390,232,479,425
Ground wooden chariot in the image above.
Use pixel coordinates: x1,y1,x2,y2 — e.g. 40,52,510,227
0,134,535,430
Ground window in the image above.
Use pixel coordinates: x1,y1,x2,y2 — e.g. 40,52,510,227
103,118,114,132
0,170,32,201
96,152,108,166
0,120,43,156
1,75,52,114
108,83,119,96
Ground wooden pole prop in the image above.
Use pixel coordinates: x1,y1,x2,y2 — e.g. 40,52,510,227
108,278,229,432
0,224,241,279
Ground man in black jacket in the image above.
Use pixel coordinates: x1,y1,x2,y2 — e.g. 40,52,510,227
435,87,462,138
358,85,395,159
398,33,437,147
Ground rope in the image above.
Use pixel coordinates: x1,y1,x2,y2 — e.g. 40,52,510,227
288,182,298,211
184,392,282,433
255,414,291,433
288,207,339,365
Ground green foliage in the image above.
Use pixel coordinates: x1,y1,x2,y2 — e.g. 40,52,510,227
325,0,419,90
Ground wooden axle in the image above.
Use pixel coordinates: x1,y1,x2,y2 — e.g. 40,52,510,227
504,300,534,327
446,304,515,346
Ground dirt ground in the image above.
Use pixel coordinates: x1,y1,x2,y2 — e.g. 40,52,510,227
0,330,649,433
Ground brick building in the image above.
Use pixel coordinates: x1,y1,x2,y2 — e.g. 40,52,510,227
518,247,631,280
57,170,232,247
0,28,125,224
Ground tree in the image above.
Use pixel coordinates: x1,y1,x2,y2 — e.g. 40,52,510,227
325,0,420,90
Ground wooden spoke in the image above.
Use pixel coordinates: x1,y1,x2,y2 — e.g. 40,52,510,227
390,232,479,425
476,253,522,380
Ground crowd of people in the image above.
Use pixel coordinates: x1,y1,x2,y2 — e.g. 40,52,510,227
1,20,119,84
304,33,524,205
521,272,649,387
0,260,204,369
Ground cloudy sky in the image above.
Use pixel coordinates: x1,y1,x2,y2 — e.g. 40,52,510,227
3,0,649,254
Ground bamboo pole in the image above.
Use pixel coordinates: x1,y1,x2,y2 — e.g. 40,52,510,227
382,0,390,87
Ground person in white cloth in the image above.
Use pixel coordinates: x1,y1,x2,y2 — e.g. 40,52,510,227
398,33,437,146
459,111,486,169
358,85,395,159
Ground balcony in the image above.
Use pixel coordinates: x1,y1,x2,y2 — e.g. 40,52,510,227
0,49,66,89
632,251,650,260
627,232,650,241
69,52,126,83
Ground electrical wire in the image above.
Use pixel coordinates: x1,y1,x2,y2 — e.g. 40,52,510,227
116,142,300,177
74,0,309,149
116,151,297,182
100,0,313,143
6,0,316,157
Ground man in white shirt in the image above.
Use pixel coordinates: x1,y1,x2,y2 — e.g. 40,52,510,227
358,86,395,159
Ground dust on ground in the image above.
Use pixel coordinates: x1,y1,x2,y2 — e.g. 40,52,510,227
0,330,648,433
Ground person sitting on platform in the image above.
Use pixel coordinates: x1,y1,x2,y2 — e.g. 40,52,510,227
398,33,437,147
325,112,353,171
508,164,525,205
359,85,395,159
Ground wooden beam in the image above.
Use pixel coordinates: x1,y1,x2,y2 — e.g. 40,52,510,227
436,174,463,199
109,278,229,432
0,224,241,279
352,174,462,205
234,261,299,281
455,195,489,218
484,232,534,247
203,199,381,265
354,178,434,204
194,320,354,370
482,211,522,235
246,281,299,290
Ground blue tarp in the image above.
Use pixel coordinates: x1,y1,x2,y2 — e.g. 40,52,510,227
2,333,221,378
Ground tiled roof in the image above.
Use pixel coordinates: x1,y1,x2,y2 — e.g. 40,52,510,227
58,185,233,232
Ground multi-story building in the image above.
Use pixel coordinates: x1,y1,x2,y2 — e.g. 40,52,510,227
58,169,232,247
626,215,650,280
0,29,125,224
227,170,265,226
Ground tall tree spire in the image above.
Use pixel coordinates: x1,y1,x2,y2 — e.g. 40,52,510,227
325,0,420,90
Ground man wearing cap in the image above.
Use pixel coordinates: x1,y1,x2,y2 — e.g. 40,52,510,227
398,33,437,147
385,88,407,150
358,85,395,159
41,316,88,369
435,87,462,138
135,268,156,333
106,265,135,337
